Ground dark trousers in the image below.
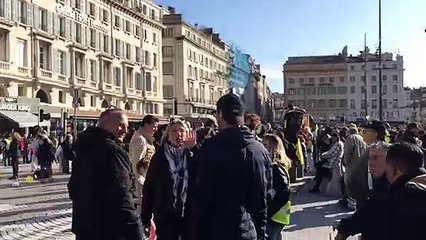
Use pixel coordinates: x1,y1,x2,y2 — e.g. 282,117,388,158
313,166,332,190
11,155,19,177
23,149,29,163
267,220,285,240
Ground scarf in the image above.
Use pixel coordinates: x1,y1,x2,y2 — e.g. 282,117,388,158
164,144,188,217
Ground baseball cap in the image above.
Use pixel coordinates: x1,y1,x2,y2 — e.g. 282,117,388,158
216,94,245,117
361,120,386,136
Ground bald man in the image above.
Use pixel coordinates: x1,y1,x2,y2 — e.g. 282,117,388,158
68,109,144,240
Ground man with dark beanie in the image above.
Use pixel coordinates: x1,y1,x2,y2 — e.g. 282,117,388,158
192,94,272,240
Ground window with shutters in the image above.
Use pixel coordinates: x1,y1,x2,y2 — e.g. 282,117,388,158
152,32,157,44
39,41,51,70
58,90,65,103
126,67,133,88
114,67,121,86
143,29,148,41
393,85,398,93
90,95,95,107
150,9,156,20
153,76,157,92
135,72,143,90
102,9,108,23
103,34,109,53
142,5,147,15
56,51,65,75
125,43,131,59
163,28,174,37
114,15,120,29
90,59,96,82
16,39,26,67
163,62,173,75
18,85,25,97
145,72,152,91
0,1,5,18
90,29,96,48
74,52,84,78
153,53,157,67
40,8,48,31
18,0,27,24
0,31,7,61
135,47,141,62
74,0,82,10
372,99,378,109
144,51,150,65
59,17,66,37
89,3,96,17
371,85,377,94
76,23,82,43
114,39,121,56
125,21,131,33
162,46,173,57
163,85,173,98
103,61,111,83
135,25,141,38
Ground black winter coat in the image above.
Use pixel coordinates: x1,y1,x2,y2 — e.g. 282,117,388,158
68,127,143,240
141,145,196,240
387,168,426,240
192,126,272,240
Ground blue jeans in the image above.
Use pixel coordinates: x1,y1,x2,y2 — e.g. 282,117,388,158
267,220,285,240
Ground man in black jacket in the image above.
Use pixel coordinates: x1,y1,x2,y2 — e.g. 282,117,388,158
385,142,426,240
192,94,272,240
68,108,144,240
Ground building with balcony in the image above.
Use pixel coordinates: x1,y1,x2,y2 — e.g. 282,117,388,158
283,46,408,123
161,7,230,118
0,0,165,126
346,48,407,122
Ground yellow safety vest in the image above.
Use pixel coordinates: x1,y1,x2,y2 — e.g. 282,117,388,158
271,168,291,225
296,139,304,165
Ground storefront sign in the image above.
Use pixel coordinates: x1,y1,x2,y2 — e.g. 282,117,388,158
0,103,31,112
55,4,108,33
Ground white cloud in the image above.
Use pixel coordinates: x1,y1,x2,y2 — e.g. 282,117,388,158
261,65,283,92
400,37,426,88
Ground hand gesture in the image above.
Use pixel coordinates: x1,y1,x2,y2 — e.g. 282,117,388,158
184,130,197,149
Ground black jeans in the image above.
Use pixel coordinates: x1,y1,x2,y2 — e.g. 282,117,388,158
313,166,332,190
11,155,19,177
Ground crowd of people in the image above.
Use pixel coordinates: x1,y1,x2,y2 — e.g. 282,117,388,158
0,130,66,182
3,92,426,239
68,94,292,240
66,94,426,240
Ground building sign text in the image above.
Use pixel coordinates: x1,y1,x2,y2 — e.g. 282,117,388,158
56,4,108,33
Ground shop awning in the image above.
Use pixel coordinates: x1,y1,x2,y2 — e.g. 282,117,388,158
0,110,49,128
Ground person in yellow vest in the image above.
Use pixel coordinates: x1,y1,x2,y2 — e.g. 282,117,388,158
262,134,292,240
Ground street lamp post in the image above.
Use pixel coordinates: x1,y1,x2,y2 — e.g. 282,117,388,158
378,0,383,121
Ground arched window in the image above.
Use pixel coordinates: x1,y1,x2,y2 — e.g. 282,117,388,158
124,102,131,111
36,89,50,103
101,99,109,108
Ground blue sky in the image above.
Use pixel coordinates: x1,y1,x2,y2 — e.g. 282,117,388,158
157,0,426,92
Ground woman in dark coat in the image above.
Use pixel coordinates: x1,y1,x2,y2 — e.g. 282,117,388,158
141,120,197,240
37,135,55,182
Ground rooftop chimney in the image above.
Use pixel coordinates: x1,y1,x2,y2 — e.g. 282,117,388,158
168,6,176,14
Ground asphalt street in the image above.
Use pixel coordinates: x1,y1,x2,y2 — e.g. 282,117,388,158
0,165,360,240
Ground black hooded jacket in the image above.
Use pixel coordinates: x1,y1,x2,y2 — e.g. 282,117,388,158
192,126,272,240
68,127,143,240
387,168,426,240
